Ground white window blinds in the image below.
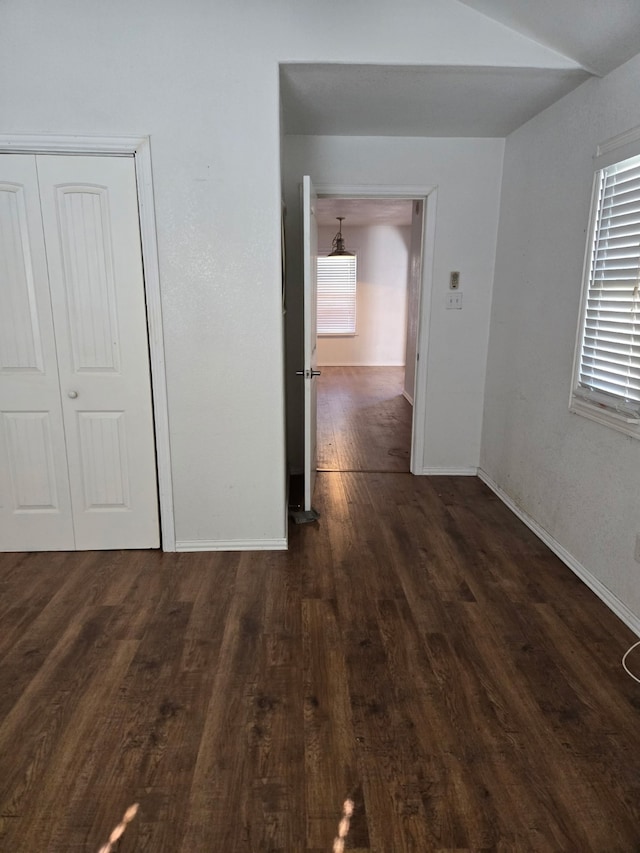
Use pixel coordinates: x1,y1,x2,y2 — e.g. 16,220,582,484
575,153,640,418
317,254,357,335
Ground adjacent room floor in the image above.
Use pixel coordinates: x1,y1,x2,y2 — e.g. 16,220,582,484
317,366,411,472
1,368,639,851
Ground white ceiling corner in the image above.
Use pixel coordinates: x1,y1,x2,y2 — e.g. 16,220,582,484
455,0,640,76
280,1,640,140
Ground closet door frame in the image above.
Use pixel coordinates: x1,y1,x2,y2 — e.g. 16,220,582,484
0,134,175,551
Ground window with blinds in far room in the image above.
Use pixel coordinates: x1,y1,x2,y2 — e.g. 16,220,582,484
571,150,640,437
317,253,357,336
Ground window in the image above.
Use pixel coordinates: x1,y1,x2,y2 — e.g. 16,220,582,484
317,253,357,336
571,149,640,437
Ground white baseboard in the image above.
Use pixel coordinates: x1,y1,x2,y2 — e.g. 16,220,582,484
402,390,414,405
478,469,640,638
176,538,288,552
420,467,478,476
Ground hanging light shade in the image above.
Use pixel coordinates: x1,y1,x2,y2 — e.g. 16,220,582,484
328,216,355,257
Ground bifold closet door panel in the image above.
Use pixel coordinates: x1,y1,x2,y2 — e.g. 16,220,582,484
36,155,160,550
0,154,75,551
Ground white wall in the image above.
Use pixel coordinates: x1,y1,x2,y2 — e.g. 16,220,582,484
317,224,410,367
482,52,640,626
283,135,505,475
0,0,561,548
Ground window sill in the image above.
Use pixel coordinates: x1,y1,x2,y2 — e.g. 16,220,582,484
318,333,358,338
569,397,640,440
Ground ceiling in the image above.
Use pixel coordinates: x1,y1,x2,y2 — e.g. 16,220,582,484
280,64,590,138
458,0,640,76
315,198,414,228
280,1,640,139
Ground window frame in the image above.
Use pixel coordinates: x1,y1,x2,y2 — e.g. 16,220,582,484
316,250,358,337
570,130,640,439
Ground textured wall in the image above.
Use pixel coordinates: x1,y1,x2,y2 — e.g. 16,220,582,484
0,0,565,546
482,53,640,622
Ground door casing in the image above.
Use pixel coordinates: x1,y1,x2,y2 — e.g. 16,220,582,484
314,183,437,474
0,134,175,550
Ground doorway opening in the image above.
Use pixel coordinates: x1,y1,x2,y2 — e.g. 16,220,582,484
314,195,425,475
287,178,436,518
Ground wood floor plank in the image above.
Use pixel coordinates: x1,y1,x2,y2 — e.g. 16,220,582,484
176,552,271,852
302,598,362,850
2,395,640,850
2,636,140,851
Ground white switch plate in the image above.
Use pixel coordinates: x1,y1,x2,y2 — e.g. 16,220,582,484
446,291,463,309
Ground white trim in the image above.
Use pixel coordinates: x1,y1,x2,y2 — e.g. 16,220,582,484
421,467,478,476
133,139,176,550
412,190,437,476
478,470,640,638
596,124,640,164
569,399,640,440
0,134,175,551
176,538,288,552
402,390,414,406
315,184,435,198
314,183,437,477
0,133,145,156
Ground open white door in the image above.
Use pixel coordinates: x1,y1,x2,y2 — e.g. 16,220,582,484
301,175,320,515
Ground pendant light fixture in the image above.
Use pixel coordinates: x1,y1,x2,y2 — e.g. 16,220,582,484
328,216,355,257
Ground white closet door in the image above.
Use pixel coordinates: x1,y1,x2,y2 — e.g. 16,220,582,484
0,155,75,550
37,155,159,550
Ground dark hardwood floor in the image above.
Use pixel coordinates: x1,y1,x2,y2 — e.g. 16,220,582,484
317,366,411,472
1,381,640,850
